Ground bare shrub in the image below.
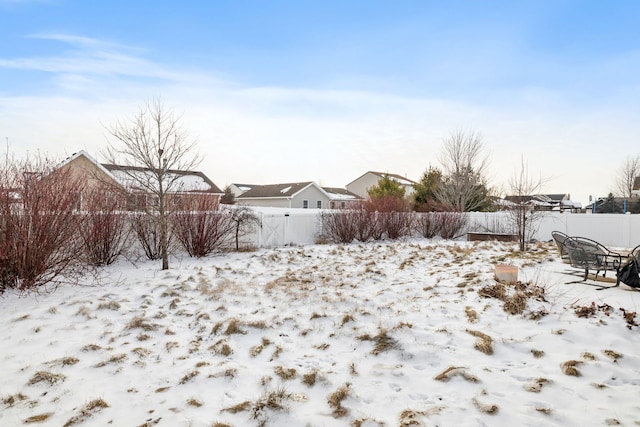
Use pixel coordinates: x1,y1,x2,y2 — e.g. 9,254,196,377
436,211,468,239
414,212,441,238
80,188,130,266
319,208,360,243
171,194,235,257
0,157,87,294
365,197,414,241
131,212,163,260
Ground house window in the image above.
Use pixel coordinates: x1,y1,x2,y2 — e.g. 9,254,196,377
316,200,322,209
303,200,309,209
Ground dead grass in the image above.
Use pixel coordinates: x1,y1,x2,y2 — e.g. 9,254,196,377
472,396,498,415
97,301,120,310
2,392,28,406
47,356,79,367
28,371,66,386
603,349,623,362
186,398,203,407
126,316,159,331
464,306,478,323
224,318,246,335
178,370,199,384
274,366,297,380
63,398,109,427
358,329,400,355
94,353,127,368
467,330,493,355
503,291,527,315
561,360,583,376
327,384,350,418
524,377,552,393
434,366,480,383
23,413,54,424
251,387,294,425
302,370,318,387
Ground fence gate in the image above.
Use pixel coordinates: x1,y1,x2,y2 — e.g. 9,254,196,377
259,214,287,247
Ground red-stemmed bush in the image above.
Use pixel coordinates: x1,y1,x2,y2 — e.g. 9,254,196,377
171,194,234,257
0,158,86,294
437,211,468,239
80,189,130,266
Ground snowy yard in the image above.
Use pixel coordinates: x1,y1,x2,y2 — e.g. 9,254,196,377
1,239,639,427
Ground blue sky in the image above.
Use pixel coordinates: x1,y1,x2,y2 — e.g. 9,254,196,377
1,0,640,204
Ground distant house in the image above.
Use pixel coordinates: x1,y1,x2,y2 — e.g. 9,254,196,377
346,171,417,199
236,181,361,209
502,194,581,212
587,196,640,214
56,150,224,210
321,187,363,209
228,183,257,198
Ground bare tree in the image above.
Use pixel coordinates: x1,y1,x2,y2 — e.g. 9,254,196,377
506,157,548,252
104,99,201,270
435,129,492,212
614,155,640,198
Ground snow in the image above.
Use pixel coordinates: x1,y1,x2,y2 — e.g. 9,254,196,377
1,239,639,426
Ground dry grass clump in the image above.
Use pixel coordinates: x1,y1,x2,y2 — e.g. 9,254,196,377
209,338,233,357
250,337,271,357
224,318,246,335
94,353,127,368
186,398,203,407
602,349,623,362
465,306,478,323
302,370,318,387
63,398,109,427
467,330,493,355
97,301,120,310
126,316,159,331
179,370,199,384
472,396,498,415
524,377,552,393
434,366,480,383
47,356,79,367
503,291,528,315
341,313,355,326
82,343,102,352
274,366,297,380
23,412,54,424
28,371,66,386
561,360,583,376
531,349,545,358
2,392,28,406
358,329,400,355
251,387,294,424
574,303,597,318
210,423,232,427
327,384,351,418
478,283,506,300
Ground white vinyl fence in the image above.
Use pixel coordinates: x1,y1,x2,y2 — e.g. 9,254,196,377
241,207,640,250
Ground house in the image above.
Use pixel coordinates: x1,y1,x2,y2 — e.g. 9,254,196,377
502,194,581,212
236,181,329,209
228,183,257,198
236,181,362,209
56,150,224,210
587,196,640,214
321,187,363,209
346,171,417,199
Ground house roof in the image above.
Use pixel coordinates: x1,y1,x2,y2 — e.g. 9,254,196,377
322,187,363,201
231,183,257,193
347,171,417,187
102,164,223,194
237,182,317,199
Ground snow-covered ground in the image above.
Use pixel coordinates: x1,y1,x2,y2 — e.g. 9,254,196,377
1,239,639,427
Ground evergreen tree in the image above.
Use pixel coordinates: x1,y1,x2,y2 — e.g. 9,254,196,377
367,174,405,200
221,185,236,205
